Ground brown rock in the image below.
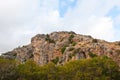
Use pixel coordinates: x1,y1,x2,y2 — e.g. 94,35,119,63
1,31,120,66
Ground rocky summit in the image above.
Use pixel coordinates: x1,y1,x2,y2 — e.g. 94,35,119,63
1,31,120,66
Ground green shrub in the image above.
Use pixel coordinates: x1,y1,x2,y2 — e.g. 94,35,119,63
0,56,120,80
61,46,67,54
117,42,120,46
45,34,49,40
69,31,75,34
69,34,74,43
115,49,120,54
69,53,75,59
45,34,55,43
49,39,55,43
88,52,97,58
0,58,19,80
92,39,98,43
51,57,59,64
73,48,80,54
68,47,74,51
72,42,76,46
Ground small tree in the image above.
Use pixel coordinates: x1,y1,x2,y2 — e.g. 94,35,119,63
92,39,98,43
0,58,18,80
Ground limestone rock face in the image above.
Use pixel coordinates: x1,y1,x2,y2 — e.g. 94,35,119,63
1,31,120,66
2,45,34,63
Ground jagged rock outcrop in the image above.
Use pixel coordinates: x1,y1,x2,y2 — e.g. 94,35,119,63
1,31,120,66
2,45,34,63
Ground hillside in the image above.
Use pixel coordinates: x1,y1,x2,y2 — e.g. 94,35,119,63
1,31,120,66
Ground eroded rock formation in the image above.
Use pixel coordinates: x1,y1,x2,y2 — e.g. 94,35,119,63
1,31,120,66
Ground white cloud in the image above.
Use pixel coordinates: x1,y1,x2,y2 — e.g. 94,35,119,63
0,0,120,53
0,0,40,53
57,0,115,41
87,16,114,40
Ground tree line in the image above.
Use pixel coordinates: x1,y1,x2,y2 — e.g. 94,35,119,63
0,56,120,80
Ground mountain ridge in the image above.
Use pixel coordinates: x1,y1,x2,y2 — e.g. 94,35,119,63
1,31,120,66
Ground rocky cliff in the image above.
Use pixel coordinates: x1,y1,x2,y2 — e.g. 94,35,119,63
1,31,120,66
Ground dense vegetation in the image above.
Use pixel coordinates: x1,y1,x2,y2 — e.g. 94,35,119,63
0,56,120,80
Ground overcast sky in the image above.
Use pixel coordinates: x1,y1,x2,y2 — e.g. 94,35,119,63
0,0,120,53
